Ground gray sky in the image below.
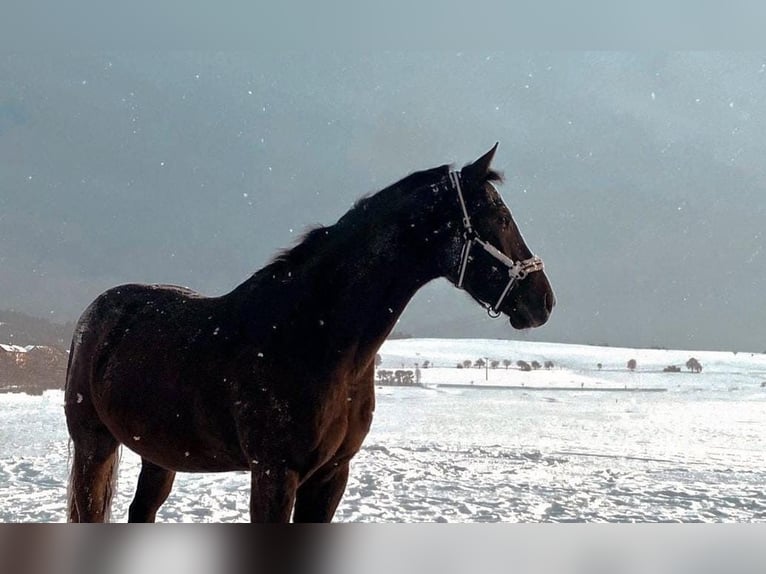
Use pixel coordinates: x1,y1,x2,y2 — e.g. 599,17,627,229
1,52,765,352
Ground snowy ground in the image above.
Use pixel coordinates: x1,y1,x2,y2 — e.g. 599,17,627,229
1,338,764,522
380,337,766,389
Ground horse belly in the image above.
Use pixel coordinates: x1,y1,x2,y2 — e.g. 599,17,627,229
95,371,247,472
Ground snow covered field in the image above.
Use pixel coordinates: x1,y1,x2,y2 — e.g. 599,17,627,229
1,338,764,522
380,338,766,390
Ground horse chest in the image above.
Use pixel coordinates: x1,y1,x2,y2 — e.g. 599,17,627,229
235,375,374,474
309,380,375,464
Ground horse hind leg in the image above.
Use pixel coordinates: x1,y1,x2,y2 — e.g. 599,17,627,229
128,459,176,522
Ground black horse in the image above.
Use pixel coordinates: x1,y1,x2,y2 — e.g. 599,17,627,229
64,144,555,522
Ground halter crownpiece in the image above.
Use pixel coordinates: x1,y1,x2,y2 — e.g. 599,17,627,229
448,171,545,318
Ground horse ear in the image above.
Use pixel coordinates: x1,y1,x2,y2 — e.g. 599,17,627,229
463,142,499,181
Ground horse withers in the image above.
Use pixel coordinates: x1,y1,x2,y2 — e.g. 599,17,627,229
64,144,555,522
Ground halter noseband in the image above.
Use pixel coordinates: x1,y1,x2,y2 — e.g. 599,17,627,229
447,171,545,318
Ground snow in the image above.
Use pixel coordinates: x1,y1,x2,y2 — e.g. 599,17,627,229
377,338,766,394
382,338,766,374
0,344,28,353
1,338,764,522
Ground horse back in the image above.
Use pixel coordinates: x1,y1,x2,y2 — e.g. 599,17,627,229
65,283,249,469
67,283,209,383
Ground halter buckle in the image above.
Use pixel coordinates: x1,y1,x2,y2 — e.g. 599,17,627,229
487,307,502,319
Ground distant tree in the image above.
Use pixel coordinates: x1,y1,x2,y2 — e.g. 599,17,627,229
462,360,472,369
544,361,554,369
627,359,637,371
422,360,430,369
396,370,415,385
377,369,419,385
685,357,703,373
490,360,500,369
531,361,542,370
503,359,512,370
663,365,681,373
597,363,603,370
456,363,463,369
474,358,486,369
517,360,532,372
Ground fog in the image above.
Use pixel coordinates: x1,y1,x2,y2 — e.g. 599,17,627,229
1,52,764,351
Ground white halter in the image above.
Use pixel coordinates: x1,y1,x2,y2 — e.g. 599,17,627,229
448,171,545,318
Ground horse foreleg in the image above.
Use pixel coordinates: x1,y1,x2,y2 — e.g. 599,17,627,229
128,459,176,522
292,462,350,523
249,466,299,523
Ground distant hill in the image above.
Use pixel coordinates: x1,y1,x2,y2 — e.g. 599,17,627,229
0,310,74,350
0,345,68,394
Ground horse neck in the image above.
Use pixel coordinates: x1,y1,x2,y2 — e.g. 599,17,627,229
233,204,449,374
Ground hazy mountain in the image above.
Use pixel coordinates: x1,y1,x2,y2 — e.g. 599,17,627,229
0,310,72,349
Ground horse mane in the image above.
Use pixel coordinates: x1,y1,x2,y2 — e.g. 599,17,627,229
346,164,451,218
264,165,448,269
263,163,502,272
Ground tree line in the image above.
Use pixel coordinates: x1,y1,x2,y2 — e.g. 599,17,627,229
623,357,703,373
455,359,555,371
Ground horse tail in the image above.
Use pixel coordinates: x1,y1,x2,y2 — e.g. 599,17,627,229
66,444,120,522
66,439,74,521
103,448,121,522
65,297,121,522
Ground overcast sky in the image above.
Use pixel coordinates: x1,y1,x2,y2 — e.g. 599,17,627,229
1,52,765,352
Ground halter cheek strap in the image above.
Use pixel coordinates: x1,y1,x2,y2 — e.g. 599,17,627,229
449,171,545,317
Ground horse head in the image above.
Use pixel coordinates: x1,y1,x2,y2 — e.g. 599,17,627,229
444,144,555,329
